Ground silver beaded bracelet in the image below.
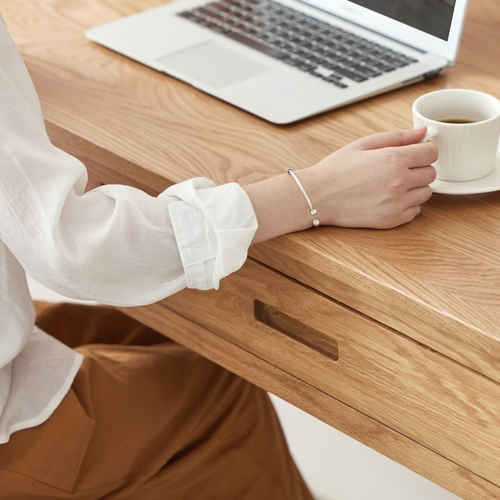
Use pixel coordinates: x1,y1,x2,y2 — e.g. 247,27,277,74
287,168,320,227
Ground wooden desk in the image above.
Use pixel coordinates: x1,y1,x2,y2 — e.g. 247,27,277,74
5,1,500,498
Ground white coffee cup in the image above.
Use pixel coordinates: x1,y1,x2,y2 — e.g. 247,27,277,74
413,89,500,182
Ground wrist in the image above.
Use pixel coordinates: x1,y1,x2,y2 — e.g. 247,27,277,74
296,164,330,215
287,168,321,227
243,172,312,244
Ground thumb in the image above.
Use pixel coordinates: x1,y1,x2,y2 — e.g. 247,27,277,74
351,127,427,151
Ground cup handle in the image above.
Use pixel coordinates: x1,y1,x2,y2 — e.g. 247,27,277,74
420,126,438,143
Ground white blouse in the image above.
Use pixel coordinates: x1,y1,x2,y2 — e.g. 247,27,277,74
0,16,258,444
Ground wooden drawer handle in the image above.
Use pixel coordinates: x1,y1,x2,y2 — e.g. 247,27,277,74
254,300,339,361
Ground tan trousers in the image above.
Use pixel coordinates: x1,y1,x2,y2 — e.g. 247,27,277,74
0,303,313,500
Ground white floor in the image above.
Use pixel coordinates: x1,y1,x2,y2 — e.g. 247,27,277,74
29,277,462,500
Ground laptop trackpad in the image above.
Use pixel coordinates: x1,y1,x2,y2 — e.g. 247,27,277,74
156,40,269,89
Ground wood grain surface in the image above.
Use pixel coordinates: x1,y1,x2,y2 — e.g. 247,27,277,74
3,0,500,382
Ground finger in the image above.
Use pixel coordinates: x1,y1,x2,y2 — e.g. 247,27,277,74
407,165,437,188
399,206,422,225
405,186,433,207
386,141,439,169
351,127,427,151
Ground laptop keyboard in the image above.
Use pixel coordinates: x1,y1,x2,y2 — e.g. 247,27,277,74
178,0,419,89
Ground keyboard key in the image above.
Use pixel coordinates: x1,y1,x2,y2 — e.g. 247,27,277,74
282,55,301,66
349,63,378,75
333,67,367,82
307,55,323,65
373,62,396,72
211,3,232,14
225,30,286,58
313,65,342,80
329,55,352,66
325,77,348,89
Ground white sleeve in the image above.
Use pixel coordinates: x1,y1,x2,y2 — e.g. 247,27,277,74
0,17,257,307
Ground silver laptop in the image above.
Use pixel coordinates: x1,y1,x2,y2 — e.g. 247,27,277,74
86,0,468,124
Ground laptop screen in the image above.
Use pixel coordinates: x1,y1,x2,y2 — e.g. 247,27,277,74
347,0,456,40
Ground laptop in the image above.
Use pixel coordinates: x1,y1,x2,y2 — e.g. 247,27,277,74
86,0,469,124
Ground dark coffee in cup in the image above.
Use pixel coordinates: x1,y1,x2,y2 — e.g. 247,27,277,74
439,118,478,124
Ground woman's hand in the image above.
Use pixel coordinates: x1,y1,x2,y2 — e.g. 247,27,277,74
244,127,438,244
300,127,438,229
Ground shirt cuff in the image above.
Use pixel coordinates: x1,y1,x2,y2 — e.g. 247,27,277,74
164,178,258,290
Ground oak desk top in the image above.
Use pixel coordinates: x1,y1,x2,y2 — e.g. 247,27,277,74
4,1,500,498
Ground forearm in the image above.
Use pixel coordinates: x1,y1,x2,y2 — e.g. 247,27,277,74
243,171,313,245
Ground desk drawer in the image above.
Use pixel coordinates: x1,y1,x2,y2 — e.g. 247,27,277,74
159,259,500,486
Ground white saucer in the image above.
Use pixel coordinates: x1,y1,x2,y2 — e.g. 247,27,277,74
431,155,500,195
